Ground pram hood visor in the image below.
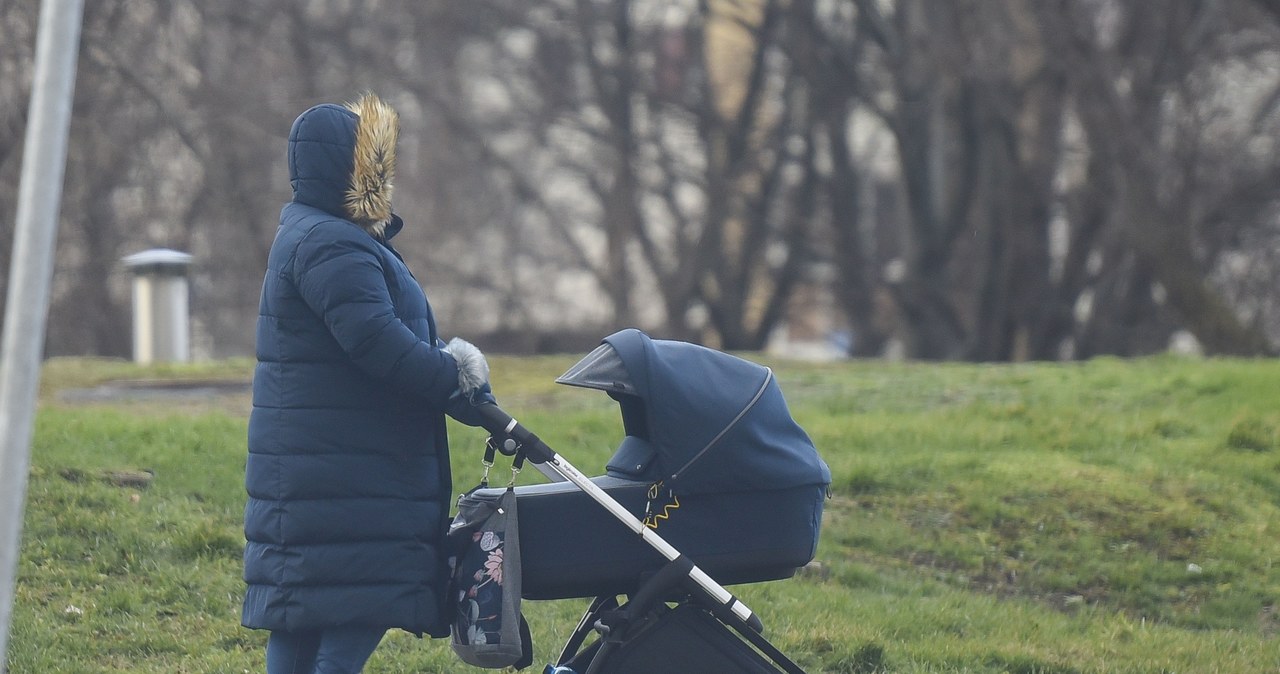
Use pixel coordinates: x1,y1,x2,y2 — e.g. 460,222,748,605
557,329,831,495
554,342,637,396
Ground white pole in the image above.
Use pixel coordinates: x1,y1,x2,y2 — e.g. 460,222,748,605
0,0,86,669
132,275,154,363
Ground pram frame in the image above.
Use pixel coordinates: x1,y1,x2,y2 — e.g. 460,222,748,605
476,404,807,674
478,404,760,627
553,559,807,674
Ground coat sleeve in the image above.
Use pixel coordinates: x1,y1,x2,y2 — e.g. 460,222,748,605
292,221,458,404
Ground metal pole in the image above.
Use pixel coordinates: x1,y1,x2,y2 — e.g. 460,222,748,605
0,0,86,670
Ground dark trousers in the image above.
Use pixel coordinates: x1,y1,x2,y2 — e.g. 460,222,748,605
266,626,387,674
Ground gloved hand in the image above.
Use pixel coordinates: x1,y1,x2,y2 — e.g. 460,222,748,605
441,337,495,428
446,381,496,428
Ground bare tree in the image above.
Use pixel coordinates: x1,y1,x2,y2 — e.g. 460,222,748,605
802,0,1280,360
393,0,818,349
802,0,1071,360
1039,0,1278,356
6,0,1280,360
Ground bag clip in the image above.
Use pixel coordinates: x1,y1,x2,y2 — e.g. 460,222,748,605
481,436,501,488
643,480,680,529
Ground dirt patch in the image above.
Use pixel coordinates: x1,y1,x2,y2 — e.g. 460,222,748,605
56,378,252,417
59,378,250,402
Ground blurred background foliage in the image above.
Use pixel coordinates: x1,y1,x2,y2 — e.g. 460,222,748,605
4,0,1280,361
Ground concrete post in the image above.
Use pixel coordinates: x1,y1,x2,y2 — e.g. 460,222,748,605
121,248,193,364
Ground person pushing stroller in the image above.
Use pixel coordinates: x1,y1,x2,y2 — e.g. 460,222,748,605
241,93,495,674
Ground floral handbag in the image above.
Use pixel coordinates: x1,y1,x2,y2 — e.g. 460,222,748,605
448,485,533,669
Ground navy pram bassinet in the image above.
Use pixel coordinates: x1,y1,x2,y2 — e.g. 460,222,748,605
464,328,830,600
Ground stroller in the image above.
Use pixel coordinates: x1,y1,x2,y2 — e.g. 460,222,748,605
460,328,831,673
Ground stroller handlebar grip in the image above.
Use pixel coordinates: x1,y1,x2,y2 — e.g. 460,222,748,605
475,403,554,464
474,402,514,435
745,609,764,633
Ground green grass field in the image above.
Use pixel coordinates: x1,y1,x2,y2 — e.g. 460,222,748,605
8,354,1280,672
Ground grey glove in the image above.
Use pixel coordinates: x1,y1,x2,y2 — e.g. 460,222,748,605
442,338,495,427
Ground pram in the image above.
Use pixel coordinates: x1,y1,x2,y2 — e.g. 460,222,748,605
463,328,831,673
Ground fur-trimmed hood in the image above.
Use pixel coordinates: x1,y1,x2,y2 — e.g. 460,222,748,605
287,93,399,237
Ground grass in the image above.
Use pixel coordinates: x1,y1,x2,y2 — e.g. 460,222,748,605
7,353,1280,672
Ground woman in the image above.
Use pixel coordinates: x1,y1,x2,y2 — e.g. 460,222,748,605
242,93,492,673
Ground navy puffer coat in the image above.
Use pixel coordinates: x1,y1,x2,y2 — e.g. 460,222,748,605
242,97,460,637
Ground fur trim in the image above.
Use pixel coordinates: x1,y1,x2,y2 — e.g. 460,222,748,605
344,93,398,236
443,338,490,395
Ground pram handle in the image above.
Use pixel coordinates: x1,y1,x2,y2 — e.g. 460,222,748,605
474,403,554,464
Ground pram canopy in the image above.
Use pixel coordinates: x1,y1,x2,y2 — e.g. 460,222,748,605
556,328,831,496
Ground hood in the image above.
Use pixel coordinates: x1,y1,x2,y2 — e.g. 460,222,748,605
557,329,831,495
287,93,399,237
